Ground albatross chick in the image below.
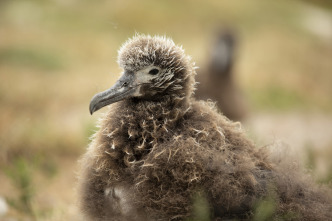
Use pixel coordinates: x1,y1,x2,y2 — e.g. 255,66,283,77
79,35,332,221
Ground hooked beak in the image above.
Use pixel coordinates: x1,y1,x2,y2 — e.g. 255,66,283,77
89,71,139,115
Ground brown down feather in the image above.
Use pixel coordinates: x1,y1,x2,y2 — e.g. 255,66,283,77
78,34,332,221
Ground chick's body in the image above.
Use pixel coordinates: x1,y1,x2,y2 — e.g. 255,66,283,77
79,35,332,221
81,99,270,220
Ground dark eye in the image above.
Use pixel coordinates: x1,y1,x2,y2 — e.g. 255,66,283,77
149,68,159,75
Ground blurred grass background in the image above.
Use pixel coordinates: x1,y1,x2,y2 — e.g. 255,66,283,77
0,0,331,220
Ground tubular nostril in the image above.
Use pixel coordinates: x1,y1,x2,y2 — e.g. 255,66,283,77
122,82,128,87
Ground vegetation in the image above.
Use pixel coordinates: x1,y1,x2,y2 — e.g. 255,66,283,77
0,0,331,220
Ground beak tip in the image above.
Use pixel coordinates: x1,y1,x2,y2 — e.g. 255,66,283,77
89,103,95,115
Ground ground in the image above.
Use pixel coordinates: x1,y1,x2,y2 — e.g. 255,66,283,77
0,0,331,220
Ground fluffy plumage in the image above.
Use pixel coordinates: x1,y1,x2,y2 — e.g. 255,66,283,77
78,35,332,221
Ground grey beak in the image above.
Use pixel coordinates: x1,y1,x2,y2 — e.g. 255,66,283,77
89,72,137,115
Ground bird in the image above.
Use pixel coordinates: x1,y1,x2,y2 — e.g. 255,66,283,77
78,34,332,221
195,29,247,121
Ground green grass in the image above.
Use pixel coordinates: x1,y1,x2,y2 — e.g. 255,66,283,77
187,192,211,221
253,196,276,221
253,187,300,221
0,0,331,220
248,85,309,111
5,158,36,216
0,47,65,71
3,155,61,219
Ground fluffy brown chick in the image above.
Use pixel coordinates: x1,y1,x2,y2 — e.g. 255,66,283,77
78,35,332,221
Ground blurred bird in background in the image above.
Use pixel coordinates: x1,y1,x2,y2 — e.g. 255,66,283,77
1,1,332,220
196,29,247,122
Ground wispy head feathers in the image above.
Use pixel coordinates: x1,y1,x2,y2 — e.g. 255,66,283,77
118,34,197,98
